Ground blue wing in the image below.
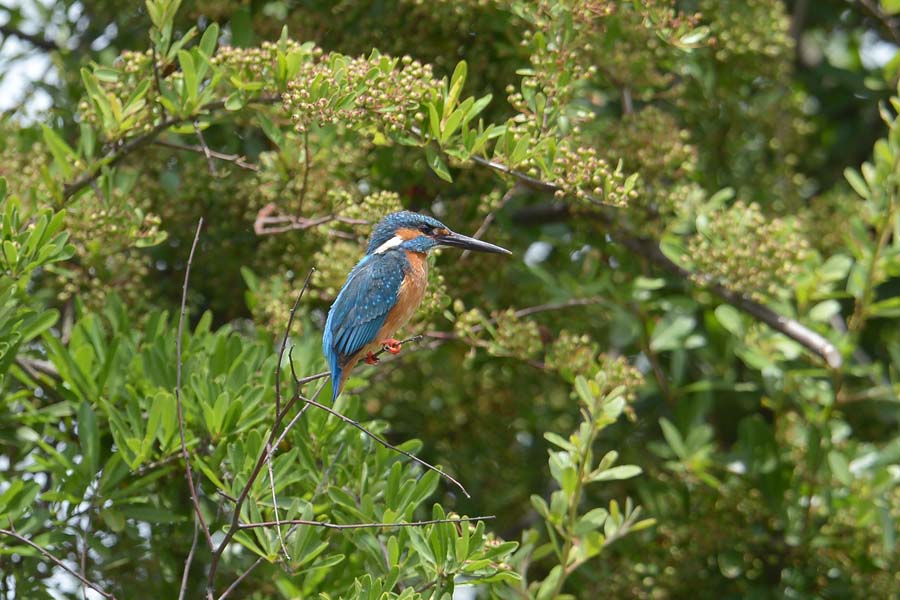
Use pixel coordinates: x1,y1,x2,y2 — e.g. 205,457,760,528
323,252,406,400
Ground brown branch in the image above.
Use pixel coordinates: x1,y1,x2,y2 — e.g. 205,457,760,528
295,394,471,498
154,140,260,172
206,272,315,597
238,515,494,531
298,129,311,213
460,184,520,261
62,96,280,200
0,527,115,599
253,203,368,235
178,518,200,600
0,24,60,52
466,157,843,368
216,556,265,600
193,122,218,175
858,0,900,46
176,218,215,551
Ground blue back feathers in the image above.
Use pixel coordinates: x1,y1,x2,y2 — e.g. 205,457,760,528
324,211,448,401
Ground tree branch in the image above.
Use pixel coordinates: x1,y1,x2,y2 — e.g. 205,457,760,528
858,0,900,46
154,139,260,172
62,96,280,200
0,528,115,599
479,170,843,369
176,218,215,551
237,515,494,530
0,24,60,52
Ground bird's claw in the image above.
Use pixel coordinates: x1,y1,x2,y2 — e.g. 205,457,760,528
365,352,380,365
381,338,403,355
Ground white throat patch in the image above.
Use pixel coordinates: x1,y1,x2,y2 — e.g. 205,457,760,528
373,235,404,254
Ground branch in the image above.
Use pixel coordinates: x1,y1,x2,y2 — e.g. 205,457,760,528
178,518,200,600
176,218,215,551
193,122,218,175
216,556,264,600
858,0,900,46
0,527,116,599
253,203,368,235
294,394,471,498
154,139,260,172
0,24,60,52
469,161,843,368
206,272,315,597
62,96,280,200
238,515,494,531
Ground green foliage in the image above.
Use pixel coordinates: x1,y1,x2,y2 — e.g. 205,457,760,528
1,0,900,598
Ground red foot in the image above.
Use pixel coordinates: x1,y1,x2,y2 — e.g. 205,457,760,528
365,352,380,365
381,338,402,355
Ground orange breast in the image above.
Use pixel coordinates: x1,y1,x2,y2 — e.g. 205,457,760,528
377,251,428,341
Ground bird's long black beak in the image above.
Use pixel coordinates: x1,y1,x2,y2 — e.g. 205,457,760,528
435,231,512,255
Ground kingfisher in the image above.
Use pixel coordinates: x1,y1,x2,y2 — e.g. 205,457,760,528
323,211,511,401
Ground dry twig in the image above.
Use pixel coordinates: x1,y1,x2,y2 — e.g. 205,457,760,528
176,218,215,551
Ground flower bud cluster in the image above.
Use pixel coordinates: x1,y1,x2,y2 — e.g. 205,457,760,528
545,330,599,381
283,53,441,136
687,201,810,301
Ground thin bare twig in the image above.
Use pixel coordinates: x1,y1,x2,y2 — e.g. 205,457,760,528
0,24,60,51
253,203,368,235
411,123,842,368
0,528,115,599
265,440,291,562
858,0,900,46
206,271,316,597
178,517,200,600
176,218,215,551
298,130,311,213
296,395,471,498
460,185,520,261
238,515,495,530
193,122,218,175
155,139,260,171
216,556,265,600
62,96,280,199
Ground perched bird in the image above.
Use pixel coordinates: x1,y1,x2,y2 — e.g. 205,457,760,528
323,211,511,401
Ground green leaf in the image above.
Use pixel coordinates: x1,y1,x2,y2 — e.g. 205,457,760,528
809,300,841,322
199,23,219,57
659,418,687,459
714,305,743,337
650,314,696,352
231,7,253,47
425,146,452,182
79,401,100,475
178,50,197,104
828,450,852,486
427,102,441,140
588,465,642,482
883,0,900,15
445,60,467,120
536,565,563,600
544,431,577,452
844,167,870,199
41,125,76,178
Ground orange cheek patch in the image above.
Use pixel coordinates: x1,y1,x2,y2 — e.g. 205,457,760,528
396,228,422,240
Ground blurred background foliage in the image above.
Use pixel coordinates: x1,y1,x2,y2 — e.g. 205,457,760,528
2,0,900,598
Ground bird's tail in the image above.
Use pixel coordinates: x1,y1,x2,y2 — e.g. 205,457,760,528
330,367,342,402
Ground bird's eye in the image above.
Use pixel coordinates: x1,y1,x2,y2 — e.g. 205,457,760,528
421,225,435,234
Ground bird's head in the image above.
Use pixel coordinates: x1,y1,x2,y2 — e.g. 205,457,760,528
365,211,511,256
